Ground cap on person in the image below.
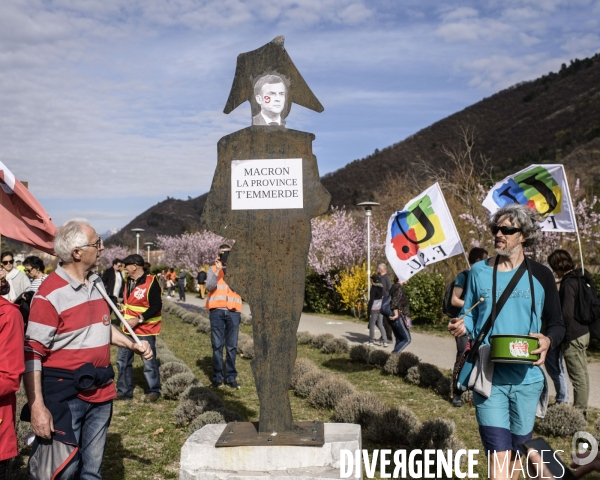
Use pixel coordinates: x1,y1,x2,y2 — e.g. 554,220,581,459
121,254,145,267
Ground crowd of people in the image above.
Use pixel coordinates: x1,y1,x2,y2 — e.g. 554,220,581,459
1,203,600,479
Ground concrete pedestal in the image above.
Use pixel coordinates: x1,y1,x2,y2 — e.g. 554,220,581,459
180,423,361,480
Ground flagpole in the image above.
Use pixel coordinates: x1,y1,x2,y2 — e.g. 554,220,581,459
561,166,585,274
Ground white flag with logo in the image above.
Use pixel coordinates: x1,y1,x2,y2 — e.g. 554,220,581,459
385,183,464,282
482,164,576,232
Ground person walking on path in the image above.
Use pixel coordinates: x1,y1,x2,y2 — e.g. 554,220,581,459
178,268,187,301
449,247,488,408
165,267,176,298
206,244,243,389
117,254,163,402
365,274,388,346
377,263,394,341
0,279,25,480
448,204,564,480
24,219,152,480
197,266,207,299
388,276,411,354
1,251,30,302
548,249,591,418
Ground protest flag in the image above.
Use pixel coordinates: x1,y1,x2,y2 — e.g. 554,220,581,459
385,183,466,282
0,161,56,255
482,163,584,271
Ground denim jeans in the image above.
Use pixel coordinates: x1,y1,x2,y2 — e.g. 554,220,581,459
31,398,112,480
178,282,186,301
209,309,241,384
116,335,160,397
545,344,569,403
389,316,411,354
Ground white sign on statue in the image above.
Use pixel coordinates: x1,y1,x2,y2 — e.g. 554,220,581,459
231,158,303,210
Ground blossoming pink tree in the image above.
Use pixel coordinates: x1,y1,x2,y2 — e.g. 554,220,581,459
308,207,385,285
156,231,230,270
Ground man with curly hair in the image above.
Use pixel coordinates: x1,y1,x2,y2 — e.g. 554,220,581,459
449,204,565,480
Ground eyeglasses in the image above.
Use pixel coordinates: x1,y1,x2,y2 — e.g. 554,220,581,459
1,259,14,265
491,225,522,236
77,237,103,249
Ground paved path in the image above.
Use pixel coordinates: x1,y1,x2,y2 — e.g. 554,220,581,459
176,294,599,409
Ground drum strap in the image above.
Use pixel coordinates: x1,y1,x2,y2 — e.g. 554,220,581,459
467,256,529,362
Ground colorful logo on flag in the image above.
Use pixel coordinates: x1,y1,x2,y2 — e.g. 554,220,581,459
390,195,446,260
491,166,562,217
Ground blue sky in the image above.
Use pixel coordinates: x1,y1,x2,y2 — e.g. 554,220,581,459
2,0,599,235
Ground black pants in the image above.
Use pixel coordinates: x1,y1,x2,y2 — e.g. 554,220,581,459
0,459,8,480
178,282,186,301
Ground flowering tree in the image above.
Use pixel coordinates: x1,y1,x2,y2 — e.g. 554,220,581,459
156,231,230,270
99,245,130,270
308,207,385,279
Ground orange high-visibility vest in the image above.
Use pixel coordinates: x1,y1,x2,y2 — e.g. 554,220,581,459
205,266,242,312
122,275,162,336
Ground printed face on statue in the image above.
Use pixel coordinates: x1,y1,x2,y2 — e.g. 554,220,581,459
256,82,286,116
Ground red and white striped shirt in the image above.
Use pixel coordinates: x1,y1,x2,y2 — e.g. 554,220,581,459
25,266,116,402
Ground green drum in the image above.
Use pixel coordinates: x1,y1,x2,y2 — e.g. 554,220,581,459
490,335,539,364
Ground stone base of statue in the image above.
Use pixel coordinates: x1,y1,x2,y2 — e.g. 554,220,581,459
180,423,362,480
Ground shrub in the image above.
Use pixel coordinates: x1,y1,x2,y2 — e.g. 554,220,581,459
404,271,445,324
180,386,224,410
309,377,356,409
333,392,386,425
297,331,314,345
157,353,186,366
163,372,198,399
295,370,331,398
412,418,455,449
406,366,420,384
290,358,318,390
156,337,171,352
215,407,245,423
241,342,254,359
196,319,211,334
188,411,226,434
436,376,453,398
461,390,474,406
417,363,444,389
594,418,600,443
159,361,192,382
536,403,587,437
310,333,335,349
181,312,197,324
305,272,335,314
366,407,421,445
383,354,400,375
397,352,420,376
349,344,373,364
321,338,350,354
241,313,252,325
174,399,207,428
368,349,390,367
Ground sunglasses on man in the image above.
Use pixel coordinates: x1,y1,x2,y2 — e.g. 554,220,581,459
491,225,522,236
1,259,14,265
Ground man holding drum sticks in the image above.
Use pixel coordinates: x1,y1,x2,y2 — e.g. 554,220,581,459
448,204,565,480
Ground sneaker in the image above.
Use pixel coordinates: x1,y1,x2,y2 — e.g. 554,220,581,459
452,395,463,408
144,393,160,403
364,341,374,345
210,381,223,389
167,295,172,298
382,343,389,347
225,381,240,390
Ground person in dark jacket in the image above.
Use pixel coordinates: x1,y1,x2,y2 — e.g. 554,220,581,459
101,258,123,306
548,249,590,417
388,275,411,354
197,266,207,299
365,274,387,346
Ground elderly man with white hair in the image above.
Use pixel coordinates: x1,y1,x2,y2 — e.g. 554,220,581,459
23,218,152,480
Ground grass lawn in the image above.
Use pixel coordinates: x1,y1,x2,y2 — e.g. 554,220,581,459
13,310,600,479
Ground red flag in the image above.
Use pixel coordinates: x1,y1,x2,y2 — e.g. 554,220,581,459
0,161,57,255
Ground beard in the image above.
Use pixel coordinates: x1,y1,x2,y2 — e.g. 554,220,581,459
494,243,521,257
